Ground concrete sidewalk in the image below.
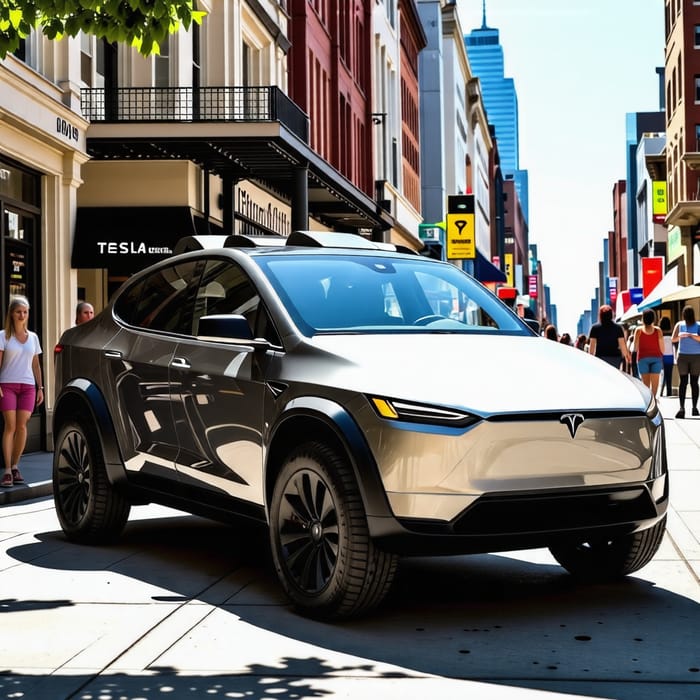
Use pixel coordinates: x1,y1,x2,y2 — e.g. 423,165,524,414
1,395,699,581
0,449,52,505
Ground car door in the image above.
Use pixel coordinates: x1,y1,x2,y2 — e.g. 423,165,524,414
104,259,202,483
170,258,277,507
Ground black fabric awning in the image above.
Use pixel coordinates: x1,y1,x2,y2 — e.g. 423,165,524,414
72,207,219,274
474,250,507,283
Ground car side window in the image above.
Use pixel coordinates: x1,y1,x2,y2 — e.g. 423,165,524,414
115,260,201,334
194,259,281,345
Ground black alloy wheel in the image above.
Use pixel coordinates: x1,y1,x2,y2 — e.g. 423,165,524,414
270,441,397,619
549,516,667,581
53,417,130,544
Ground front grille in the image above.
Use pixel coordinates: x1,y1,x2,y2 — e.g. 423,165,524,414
452,487,657,536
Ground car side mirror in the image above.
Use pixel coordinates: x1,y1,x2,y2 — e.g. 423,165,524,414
198,314,270,350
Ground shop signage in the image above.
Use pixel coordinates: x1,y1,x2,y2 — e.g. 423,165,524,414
608,276,618,305
528,274,538,298
96,241,172,255
667,225,683,263
237,182,291,235
56,116,79,143
504,253,514,287
652,181,667,223
630,287,644,304
641,256,664,297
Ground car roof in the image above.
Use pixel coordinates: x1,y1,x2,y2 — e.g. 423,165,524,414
173,230,421,257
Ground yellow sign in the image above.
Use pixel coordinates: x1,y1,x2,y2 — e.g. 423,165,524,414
652,181,667,219
445,212,475,259
504,252,514,287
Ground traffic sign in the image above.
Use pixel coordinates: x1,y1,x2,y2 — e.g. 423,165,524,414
445,212,475,259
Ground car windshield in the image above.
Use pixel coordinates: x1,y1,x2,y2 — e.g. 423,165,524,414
255,253,529,336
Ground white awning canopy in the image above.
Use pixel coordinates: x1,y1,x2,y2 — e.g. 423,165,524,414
661,284,700,304
637,269,683,310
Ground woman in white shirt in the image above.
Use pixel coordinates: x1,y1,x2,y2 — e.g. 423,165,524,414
0,296,43,487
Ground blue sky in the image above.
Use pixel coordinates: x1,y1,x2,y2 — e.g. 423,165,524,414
456,0,665,334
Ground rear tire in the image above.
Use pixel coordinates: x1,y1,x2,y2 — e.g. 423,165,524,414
549,516,666,581
269,441,398,619
53,416,130,544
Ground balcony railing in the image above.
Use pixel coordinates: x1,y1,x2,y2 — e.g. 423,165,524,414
81,86,309,142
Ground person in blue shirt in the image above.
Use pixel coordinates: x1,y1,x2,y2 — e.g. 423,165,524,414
671,305,700,419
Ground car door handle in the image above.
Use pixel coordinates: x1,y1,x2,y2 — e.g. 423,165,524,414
170,357,191,370
104,350,122,359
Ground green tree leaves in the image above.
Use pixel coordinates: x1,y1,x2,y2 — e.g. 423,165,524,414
0,0,205,58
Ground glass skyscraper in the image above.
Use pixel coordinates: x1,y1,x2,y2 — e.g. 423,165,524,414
465,3,528,223
464,12,519,173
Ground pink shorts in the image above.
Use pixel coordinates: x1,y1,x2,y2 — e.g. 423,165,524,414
0,383,36,413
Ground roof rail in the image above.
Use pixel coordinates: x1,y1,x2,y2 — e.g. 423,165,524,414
175,231,420,254
225,234,287,247
287,230,388,249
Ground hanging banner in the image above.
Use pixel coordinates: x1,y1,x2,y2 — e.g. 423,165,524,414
528,274,538,298
641,256,664,297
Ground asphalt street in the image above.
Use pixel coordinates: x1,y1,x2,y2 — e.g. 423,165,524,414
0,395,698,700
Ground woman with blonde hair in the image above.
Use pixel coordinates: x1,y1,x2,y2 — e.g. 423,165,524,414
0,296,43,487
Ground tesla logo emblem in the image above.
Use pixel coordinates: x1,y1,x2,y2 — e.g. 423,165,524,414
560,413,585,438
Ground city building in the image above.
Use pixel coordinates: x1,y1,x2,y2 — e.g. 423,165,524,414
464,2,529,227
370,0,427,245
416,0,504,284
664,0,700,287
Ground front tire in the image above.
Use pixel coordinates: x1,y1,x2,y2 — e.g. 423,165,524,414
269,441,398,619
549,516,667,581
53,416,131,544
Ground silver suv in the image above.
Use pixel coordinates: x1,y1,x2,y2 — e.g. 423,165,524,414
52,231,668,619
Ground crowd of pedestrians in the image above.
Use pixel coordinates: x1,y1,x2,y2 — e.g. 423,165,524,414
543,303,700,419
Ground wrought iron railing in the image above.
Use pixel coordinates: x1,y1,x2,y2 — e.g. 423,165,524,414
81,86,309,142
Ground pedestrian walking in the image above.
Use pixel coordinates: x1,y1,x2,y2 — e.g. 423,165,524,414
559,332,573,346
659,316,676,397
544,324,558,341
671,305,700,418
575,333,588,351
588,304,631,369
633,309,664,396
0,295,43,487
75,301,94,325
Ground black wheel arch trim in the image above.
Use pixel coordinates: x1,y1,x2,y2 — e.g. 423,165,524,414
53,378,128,488
268,396,395,528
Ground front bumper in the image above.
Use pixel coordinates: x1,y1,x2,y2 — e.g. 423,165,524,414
369,475,669,556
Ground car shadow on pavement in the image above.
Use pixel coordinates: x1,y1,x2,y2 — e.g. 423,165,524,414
4,512,700,700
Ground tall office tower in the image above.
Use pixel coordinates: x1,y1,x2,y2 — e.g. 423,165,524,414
464,2,518,174
465,1,528,223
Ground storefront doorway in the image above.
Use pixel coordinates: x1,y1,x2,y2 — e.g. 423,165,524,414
0,159,43,452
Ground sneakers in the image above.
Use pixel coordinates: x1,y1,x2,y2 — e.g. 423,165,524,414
676,408,686,419
1,468,25,487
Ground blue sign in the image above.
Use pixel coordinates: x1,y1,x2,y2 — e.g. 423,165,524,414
630,287,644,304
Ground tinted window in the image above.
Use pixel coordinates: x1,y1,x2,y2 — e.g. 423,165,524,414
115,260,200,334
193,259,281,345
256,254,526,336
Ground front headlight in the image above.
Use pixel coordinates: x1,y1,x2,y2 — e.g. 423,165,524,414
368,396,481,428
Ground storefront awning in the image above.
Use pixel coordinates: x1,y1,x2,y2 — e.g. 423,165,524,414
72,207,220,274
637,269,683,310
474,251,507,283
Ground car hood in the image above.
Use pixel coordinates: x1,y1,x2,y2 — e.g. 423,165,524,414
299,333,649,415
